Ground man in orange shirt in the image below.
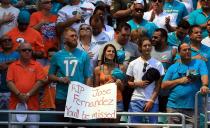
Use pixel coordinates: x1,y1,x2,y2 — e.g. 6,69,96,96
7,43,45,128
6,10,45,59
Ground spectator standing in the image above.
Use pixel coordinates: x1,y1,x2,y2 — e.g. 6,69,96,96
127,37,164,124
56,0,83,34
48,28,92,126
202,19,210,47
188,0,210,38
98,23,140,67
168,19,191,47
77,24,100,73
94,44,126,124
143,0,176,32
30,0,59,56
7,43,46,128
90,14,112,46
163,0,188,25
0,0,20,37
161,42,209,126
6,10,45,59
127,0,158,38
0,35,19,110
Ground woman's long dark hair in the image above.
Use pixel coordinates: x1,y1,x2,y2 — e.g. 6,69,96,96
101,44,118,65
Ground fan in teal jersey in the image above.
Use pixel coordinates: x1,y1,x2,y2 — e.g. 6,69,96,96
48,28,92,115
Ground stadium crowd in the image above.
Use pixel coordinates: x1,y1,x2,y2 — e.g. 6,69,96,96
0,0,209,127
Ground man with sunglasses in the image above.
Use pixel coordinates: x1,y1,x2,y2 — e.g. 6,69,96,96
0,35,19,112
6,43,46,128
127,0,158,38
143,0,176,32
161,42,209,127
6,10,45,59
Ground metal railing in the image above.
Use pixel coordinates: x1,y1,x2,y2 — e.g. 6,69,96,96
0,111,186,128
195,90,210,128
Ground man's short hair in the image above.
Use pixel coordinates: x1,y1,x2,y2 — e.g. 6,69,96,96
63,27,77,35
154,28,168,41
178,42,189,52
177,19,190,29
117,22,131,32
189,25,201,35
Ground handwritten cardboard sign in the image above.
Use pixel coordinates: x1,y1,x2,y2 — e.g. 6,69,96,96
64,81,117,120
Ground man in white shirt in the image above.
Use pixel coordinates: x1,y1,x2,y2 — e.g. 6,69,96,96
0,0,19,37
202,19,210,47
143,0,176,31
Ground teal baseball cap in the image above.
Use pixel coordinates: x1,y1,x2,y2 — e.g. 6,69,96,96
17,10,31,24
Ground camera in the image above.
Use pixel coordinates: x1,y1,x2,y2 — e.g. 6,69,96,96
186,70,200,80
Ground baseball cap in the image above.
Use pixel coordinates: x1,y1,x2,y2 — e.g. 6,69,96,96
134,0,144,6
16,103,28,122
17,10,31,24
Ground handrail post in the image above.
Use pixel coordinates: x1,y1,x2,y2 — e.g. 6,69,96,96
8,111,12,128
205,94,208,128
181,113,186,128
195,91,200,128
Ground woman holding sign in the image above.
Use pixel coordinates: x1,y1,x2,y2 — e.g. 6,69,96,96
94,44,126,124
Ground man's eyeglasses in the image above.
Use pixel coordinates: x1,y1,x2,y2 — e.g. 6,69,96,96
0,38,12,42
41,1,52,4
21,49,32,52
143,62,148,72
152,0,163,3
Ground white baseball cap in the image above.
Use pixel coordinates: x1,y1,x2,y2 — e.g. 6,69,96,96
134,0,144,6
16,103,28,122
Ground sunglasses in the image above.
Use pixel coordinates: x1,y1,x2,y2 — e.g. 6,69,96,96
21,49,32,52
152,0,163,2
143,62,148,72
135,8,144,13
0,38,12,42
41,1,52,4
80,27,91,31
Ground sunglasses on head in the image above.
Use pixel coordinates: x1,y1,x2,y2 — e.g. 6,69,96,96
80,27,91,31
21,49,32,52
143,62,148,72
152,0,163,2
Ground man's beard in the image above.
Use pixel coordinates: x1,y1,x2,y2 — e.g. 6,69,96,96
66,41,78,49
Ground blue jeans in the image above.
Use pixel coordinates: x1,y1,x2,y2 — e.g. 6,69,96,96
128,99,158,123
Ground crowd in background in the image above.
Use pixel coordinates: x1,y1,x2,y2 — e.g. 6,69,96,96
0,0,209,127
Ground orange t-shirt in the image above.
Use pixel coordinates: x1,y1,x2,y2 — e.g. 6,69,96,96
7,60,46,110
99,65,123,102
30,11,58,53
6,27,45,53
